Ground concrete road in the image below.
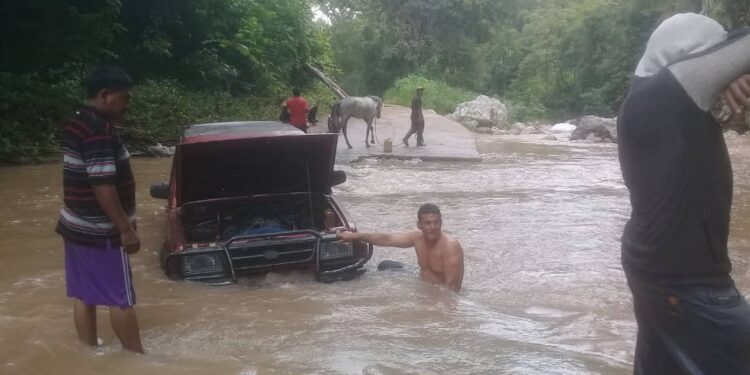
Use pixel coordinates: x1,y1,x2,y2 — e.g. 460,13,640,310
310,104,481,163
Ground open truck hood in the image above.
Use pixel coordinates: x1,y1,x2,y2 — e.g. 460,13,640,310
175,122,339,205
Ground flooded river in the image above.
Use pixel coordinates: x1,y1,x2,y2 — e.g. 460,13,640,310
2,135,750,374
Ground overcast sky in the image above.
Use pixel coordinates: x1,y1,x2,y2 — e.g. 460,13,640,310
312,6,332,24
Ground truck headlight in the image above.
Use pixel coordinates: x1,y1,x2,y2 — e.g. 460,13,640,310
320,241,353,260
183,252,226,276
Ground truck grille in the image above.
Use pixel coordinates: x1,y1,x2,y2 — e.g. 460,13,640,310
227,238,316,272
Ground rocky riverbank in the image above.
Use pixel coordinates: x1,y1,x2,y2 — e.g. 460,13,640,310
449,95,749,144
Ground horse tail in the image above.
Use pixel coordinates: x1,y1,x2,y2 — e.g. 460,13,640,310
374,96,383,118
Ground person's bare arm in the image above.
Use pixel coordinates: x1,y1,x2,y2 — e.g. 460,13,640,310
92,185,140,254
337,230,418,248
443,239,464,292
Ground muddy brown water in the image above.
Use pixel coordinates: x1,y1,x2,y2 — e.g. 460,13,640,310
2,135,750,375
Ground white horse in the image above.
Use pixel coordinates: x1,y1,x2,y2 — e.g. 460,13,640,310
329,96,382,149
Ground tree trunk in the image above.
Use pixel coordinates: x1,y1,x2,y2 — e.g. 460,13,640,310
306,64,349,98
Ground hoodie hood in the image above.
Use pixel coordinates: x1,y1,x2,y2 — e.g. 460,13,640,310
635,13,727,78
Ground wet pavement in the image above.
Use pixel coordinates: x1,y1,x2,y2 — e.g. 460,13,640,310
311,105,482,163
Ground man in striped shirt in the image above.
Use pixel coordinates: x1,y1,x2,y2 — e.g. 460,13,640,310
56,66,143,353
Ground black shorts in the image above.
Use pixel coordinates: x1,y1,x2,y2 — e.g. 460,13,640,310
627,274,750,374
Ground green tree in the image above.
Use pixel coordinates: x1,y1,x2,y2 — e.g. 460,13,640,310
0,0,334,161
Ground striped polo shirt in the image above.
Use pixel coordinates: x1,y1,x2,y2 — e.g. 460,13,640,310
56,106,136,247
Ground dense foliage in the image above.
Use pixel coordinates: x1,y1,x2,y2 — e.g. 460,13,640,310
0,0,332,161
2,0,749,161
316,0,750,121
384,75,476,115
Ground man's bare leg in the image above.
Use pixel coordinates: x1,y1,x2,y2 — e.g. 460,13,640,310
109,307,144,353
74,299,98,346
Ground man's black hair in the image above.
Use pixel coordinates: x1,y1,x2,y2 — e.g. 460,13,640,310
293,88,301,96
418,203,441,220
86,66,133,98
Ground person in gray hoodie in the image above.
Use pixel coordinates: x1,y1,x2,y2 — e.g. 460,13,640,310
618,13,750,374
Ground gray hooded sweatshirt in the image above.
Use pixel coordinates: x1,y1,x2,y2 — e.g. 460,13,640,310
618,13,750,285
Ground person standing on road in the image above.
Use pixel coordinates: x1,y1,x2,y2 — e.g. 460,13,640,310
56,66,144,353
402,86,426,146
617,13,750,374
285,88,309,133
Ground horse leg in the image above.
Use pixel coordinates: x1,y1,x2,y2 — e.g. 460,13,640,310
341,116,353,149
369,118,376,144
365,119,371,148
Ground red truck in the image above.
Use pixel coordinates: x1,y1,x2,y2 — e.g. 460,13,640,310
150,121,372,283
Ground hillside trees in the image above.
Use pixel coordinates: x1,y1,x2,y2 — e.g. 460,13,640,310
0,0,332,161
316,0,749,120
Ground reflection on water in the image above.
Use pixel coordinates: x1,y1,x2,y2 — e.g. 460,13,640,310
2,135,750,374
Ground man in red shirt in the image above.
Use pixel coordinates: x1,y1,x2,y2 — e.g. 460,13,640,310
285,88,309,133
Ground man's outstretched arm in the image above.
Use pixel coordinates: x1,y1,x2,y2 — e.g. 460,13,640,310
444,240,465,292
337,230,417,248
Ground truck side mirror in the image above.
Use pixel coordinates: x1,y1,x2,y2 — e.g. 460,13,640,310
150,182,170,199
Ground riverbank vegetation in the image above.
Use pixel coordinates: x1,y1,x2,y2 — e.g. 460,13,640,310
384,76,476,115
318,0,748,122
1,0,748,161
1,0,332,161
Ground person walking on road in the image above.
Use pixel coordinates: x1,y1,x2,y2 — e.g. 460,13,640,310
403,86,426,146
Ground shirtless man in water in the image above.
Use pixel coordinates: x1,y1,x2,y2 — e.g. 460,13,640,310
337,203,464,292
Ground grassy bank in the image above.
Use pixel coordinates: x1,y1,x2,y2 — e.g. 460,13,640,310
383,75,476,115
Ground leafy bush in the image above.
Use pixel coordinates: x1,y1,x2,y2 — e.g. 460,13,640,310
0,77,344,162
126,80,276,143
0,72,82,162
0,0,335,162
383,75,476,115
126,80,339,143
505,100,549,124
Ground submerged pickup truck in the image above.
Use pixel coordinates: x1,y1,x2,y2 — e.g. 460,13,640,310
150,121,372,283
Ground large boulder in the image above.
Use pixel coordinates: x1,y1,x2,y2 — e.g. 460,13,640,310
577,115,617,140
462,119,479,131
571,123,615,143
450,95,508,129
509,122,524,135
146,143,175,157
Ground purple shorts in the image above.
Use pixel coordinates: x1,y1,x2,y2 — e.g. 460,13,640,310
64,240,136,308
